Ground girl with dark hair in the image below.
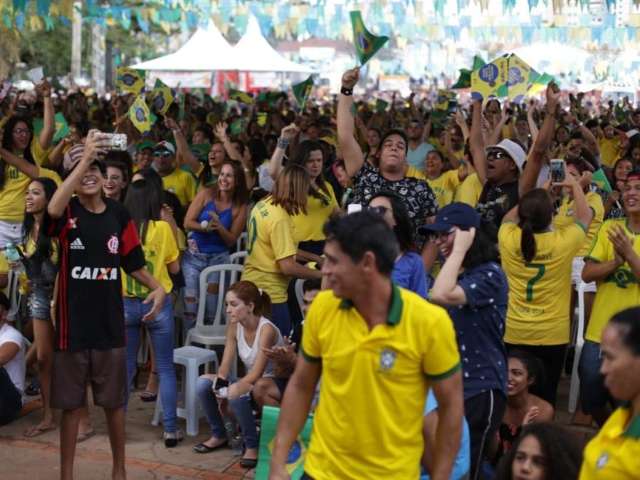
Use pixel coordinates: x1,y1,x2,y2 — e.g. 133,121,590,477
412,150,467,209
103,159,129,202
20,177,59,437
427,202,508,480
123,178,181,447
368,190,427,297
268,125,339,256
182,160,249,329
495,423,583,480
0,81,55,247
499,175,593,407
494,350,554,464
580,307,640,479
604,157,633,219
195,281,284,468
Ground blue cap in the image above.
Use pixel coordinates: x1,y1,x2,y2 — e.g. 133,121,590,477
419,202,480,234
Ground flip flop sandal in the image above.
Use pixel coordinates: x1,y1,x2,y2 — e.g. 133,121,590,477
193,440,228,454
239,457,258,469
139,391,158,402
24,423,56,438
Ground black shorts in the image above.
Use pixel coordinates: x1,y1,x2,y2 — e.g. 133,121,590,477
51,347,127,410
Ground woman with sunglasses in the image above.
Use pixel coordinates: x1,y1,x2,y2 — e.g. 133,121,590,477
367,190,428,297
498,172,593,407
426,202,508,479
0,81,55,247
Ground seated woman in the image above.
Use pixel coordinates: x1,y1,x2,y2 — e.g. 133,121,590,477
368,190,428,297
194,281,283,469
494,350,554,462
495,423,583,480
0,292,25,426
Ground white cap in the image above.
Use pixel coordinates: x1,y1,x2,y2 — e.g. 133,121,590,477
486,139,527,173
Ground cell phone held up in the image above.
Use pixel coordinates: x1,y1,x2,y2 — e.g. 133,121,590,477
550,159,565,183
102,133,127,151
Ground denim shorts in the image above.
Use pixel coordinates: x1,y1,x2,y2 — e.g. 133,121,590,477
578,340,613,413
28,284,54,320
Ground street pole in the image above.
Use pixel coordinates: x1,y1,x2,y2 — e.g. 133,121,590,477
71,1,82,81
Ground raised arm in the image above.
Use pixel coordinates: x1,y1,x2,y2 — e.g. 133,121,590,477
36,80,54,151
47,130,109,218
337,68,365,178
519,84,560,198
486,104,510,146
0,146,40,178
165,117,200,173
469,99,487,184
527,101,539,143
214,122,243,162
268,124,299,180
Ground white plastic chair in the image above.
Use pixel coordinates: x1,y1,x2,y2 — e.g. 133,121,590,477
568,282,586,413
294,278,305,316
236,231,247,252
152,345,218,436
6,269,21,323
229,250,247,265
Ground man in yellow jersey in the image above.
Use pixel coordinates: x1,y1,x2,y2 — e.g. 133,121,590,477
597,121,623,168
152,141,196,207
269,211,463,480
580,170,640,426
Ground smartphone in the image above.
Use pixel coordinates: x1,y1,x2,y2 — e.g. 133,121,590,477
550,159,565,183
214,377,229,390
347,204,362,214
103,133,127,151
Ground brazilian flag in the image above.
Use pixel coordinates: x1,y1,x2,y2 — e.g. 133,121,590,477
292,76,314,110
116,67,145,95
256,112,268,127
229,89,254,105
452,55,486,89
375,99,388,113
592,168,613,193
350,10,389,66
230,118,245,135
150,79,174,115
129,95,152,133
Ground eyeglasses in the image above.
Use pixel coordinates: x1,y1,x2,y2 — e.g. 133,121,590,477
487,150,510,161
367,205,389,216
12,128,30,135
432,228,456,240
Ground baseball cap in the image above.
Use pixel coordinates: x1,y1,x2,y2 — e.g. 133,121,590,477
153,140,176,155
136,140,155,152
486,139,527,173
419,202,480,235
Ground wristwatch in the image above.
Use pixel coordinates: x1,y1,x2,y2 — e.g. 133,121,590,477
340,86,353,96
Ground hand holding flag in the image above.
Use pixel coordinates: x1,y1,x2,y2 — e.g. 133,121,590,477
292,76,314,110
150,79,174,115
129,95,152,133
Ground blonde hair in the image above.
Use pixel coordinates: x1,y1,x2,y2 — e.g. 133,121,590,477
271,164,310,215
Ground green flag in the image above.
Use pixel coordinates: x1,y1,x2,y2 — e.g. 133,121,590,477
33,112,69,143
230,118,245,135
375,99,389,113
150,79,174,115
350,10,389,66
129,95,153,133
229,89,254,104
451,56,486,90
292,76,314,109
592,168,613,193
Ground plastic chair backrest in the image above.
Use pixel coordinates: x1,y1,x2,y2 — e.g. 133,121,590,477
294,278,305,315
230,250,248,265
236,232,248,253
6,270,21,322
194,263,244,338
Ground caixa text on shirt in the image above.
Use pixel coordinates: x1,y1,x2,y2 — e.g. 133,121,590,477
71,266,119,281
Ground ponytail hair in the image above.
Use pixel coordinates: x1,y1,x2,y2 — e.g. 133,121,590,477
517,189,553,263
227,280,272,319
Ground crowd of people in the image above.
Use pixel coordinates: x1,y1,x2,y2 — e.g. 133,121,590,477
0,67,639,480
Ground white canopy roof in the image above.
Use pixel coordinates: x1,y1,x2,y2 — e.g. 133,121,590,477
130,20,236,71
230,16,312,73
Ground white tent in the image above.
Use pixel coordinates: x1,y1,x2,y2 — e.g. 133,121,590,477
231,16,312,74
130,20,236,71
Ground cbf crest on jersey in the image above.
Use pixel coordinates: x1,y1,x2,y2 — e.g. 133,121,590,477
379,348,397,372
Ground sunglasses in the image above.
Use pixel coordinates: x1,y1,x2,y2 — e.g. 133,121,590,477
367,205,389,216
153,151,172,158
487,150,510,160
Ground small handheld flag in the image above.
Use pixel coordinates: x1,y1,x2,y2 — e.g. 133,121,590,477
471,54,509,102
229,89,254,105
116,67,145,95
592,168,613,193
350,11,389,66
129,95,152,133
150,79,174,116
292,76,314,110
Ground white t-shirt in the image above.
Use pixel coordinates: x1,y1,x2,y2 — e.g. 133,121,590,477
0,323,26,400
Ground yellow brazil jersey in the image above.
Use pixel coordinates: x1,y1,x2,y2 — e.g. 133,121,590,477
123,221,178,297
499,221,586,345
161,168,197,207
598,137,622,168
38,166,62,186
301,286,461,480
553,191,604,257
405,165,426,180
455,172,483,207
291,181,338,243
0,139,49,222
584,219,640,343
427,170,460,209
242,197,297,303
579,407,640,480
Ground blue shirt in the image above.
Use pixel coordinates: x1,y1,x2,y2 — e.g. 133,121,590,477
421,390,470,480
407,142,435,169
188,201,233,254
392,252,428,298
449,262,508,399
